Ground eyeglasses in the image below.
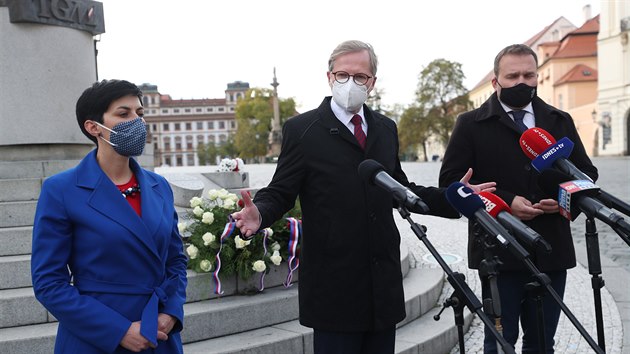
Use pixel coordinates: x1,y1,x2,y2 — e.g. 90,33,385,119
331,71,373,86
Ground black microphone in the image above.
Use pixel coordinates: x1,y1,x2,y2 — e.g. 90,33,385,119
445,182,530,258
358,159,429,213
478,191,552,254
538,169,630,234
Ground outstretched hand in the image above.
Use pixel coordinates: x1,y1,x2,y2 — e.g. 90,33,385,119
231,190,261,238
459,168,496,194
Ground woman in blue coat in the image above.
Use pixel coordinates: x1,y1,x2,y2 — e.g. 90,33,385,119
31,80,188,353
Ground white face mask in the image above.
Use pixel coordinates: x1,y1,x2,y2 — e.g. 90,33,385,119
331,80,368,113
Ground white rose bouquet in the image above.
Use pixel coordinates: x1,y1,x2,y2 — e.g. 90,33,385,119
182,189,302,291
217,158,244,172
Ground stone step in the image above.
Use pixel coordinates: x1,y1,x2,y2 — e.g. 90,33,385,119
0,201,37,228
182,295,472,354
0,254,31,290
0,178,41,203
0,246,413,328
0,266,441,352
0,160,79,180
0,226,32,256
0,287,51,328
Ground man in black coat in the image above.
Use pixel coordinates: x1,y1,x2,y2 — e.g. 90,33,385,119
439,44,598,354
232,40,495,354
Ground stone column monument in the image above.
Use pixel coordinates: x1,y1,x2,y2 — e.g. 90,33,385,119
267,67,282,158
0,1,105,351
0,0,104,162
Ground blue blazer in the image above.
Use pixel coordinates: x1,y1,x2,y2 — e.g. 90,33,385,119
32,150,188,353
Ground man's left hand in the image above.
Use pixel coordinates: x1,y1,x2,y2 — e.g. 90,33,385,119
459,168,496,193
533,198,559,214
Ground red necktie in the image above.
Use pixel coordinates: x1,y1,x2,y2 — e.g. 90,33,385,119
351,115,366,150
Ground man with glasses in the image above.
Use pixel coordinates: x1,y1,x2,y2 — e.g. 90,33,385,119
232,40,494,354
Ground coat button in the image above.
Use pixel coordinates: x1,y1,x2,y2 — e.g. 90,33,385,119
524,164,531,171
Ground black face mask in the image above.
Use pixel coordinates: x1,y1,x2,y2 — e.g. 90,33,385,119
497,82,537,108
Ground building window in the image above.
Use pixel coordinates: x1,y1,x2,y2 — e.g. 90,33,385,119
186,135,193,149
196,122,203,130
185,108,191,113
176,155,183,166
152,124,157,131
163,123,169,131
208,121,214,129
165,156,171,166
196,108,202,113
229,107,235,112
230,121,236,129
197,135,204,145
174,123,181,131
208,135,216,144
207,107,213,112
219,121,225,129
163,138,171,151
162,109,168,114
187,154,195,166
174,109,180,113
186,122,192,130
175,136,182,150
218,107,225,112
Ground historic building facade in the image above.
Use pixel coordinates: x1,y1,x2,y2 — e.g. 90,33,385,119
139,81,249,167
597,0,630,155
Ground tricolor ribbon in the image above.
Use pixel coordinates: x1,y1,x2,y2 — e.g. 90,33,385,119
258,229,270,292
212,219,237,295
284,217,302,287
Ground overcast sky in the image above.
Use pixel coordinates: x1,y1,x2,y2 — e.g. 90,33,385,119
97,0,601,112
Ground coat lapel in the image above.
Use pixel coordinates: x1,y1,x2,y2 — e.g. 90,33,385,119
77,150,161,261
363,109,383,153
318,98,365,151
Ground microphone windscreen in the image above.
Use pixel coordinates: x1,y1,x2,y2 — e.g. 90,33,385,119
358,159,384,185
445,182,484,219
478,191,512,218
520,127,557,160
537,169,573,197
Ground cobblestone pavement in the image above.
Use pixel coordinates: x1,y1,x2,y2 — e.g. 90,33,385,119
242,156,630,353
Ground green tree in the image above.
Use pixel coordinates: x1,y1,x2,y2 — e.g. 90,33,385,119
398,105,432,161
415,59,471,148
218,134,238,159
234,88,296,162
197,142,219,165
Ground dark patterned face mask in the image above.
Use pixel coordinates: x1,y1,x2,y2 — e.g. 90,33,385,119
95,118,147,157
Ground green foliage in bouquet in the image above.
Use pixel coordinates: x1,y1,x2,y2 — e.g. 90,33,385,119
179,189,302,282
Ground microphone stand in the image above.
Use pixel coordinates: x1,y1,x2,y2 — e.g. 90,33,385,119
397,206,515,354
487,222,605,354
583,216,606,351
477,235,505,354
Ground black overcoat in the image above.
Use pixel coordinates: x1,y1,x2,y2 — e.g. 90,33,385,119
439,93,598,272
254,97,459,331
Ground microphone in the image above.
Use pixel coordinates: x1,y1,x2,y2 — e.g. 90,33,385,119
521,128,630,217
538,169,630,234
445,182,530,258
358,159,429,213
478,191,552,254
519,127,591,181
